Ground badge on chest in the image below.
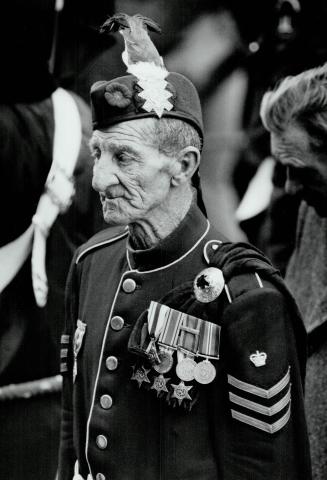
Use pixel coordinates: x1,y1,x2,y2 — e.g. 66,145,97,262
73,319,87,383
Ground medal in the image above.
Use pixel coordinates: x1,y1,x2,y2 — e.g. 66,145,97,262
175,349,197,382
194,359,216,384
131,365,151,388
151,374,170,396
73,319,87,383
194,317,220,385
175,310,201,381
193,267,224,303
146,338,160,364
176,357,197,381
153,349,174,374
171,381,193,405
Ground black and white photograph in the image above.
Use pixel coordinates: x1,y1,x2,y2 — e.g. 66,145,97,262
1,1,327,479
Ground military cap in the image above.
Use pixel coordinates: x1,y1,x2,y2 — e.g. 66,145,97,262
90,13,204,141
91,72,203,140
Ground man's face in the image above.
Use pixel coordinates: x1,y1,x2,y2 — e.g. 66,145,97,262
271,124,327,216
91,119,175,226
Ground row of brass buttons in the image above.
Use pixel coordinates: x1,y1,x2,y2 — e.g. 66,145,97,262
94,277,136,477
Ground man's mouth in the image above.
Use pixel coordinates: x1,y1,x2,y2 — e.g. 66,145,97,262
100,193,120,201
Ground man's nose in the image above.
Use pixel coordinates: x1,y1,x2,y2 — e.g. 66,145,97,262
92,153,119,192
284,167,303,195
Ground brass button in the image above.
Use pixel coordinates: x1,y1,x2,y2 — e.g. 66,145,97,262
105,356,118,371
96,434,108,450
110,315,124,331
96,474,106,480
100,394,113,410
122,278,136,293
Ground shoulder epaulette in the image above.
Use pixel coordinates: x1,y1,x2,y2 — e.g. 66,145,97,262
76,226,128,264
202,239,274,304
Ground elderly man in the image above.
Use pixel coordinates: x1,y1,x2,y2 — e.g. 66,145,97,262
261,63,327,479
58,13,311,480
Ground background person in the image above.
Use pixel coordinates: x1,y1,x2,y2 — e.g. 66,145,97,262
0,1,104,478
261,63,327,479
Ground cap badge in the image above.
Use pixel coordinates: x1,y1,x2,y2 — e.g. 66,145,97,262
194,267,225,303
250,350,267,367
133,64,173,117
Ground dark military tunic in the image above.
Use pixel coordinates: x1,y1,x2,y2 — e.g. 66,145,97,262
59,202,311,480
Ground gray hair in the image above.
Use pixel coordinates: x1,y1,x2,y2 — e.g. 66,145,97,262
260,63,327,152
149,118,202,157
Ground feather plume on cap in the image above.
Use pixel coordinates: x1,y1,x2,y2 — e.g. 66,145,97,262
100,13,173,117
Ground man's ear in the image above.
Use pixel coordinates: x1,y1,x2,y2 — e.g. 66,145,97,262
171,147,201,187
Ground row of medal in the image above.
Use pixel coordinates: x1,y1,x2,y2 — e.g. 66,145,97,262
131,301,221,407
157,348,216,384
131,349,217,407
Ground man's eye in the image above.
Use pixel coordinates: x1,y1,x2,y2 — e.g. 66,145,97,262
91,147,101,161
116,152,132,163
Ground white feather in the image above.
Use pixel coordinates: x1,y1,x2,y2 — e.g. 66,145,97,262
127,61,168,80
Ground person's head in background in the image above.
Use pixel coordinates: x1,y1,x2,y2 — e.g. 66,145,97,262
260,63,327,217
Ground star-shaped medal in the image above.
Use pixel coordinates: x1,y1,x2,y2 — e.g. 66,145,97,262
151,374,170,396
131,365,151,388
171,381,193,405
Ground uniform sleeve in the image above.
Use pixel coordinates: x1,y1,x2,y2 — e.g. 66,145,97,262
57,257,79,480
214,286,311,480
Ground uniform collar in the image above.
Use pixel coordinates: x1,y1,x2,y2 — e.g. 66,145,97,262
127,201,209,271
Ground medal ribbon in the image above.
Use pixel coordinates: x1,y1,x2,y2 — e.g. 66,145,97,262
158,305,185,348
145,301,170,361
147,301,169,339
177,314,201,354
197,321,221,360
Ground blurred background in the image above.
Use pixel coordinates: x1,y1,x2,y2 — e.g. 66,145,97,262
1,0,327,479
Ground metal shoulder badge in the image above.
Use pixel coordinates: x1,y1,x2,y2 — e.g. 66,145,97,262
130,300,221,410
194,267,225,303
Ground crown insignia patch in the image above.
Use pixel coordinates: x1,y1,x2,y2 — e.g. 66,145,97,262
250,350,267,367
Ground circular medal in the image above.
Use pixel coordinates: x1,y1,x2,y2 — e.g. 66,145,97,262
176,357,197,382
193,267,225,303
194,360,216,384
153,350,174,374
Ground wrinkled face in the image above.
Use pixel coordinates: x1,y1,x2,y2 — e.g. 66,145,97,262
90,119,175,225
271,124,327,216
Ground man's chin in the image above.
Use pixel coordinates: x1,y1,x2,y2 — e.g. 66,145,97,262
103,213,127,226
102,209,128,226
